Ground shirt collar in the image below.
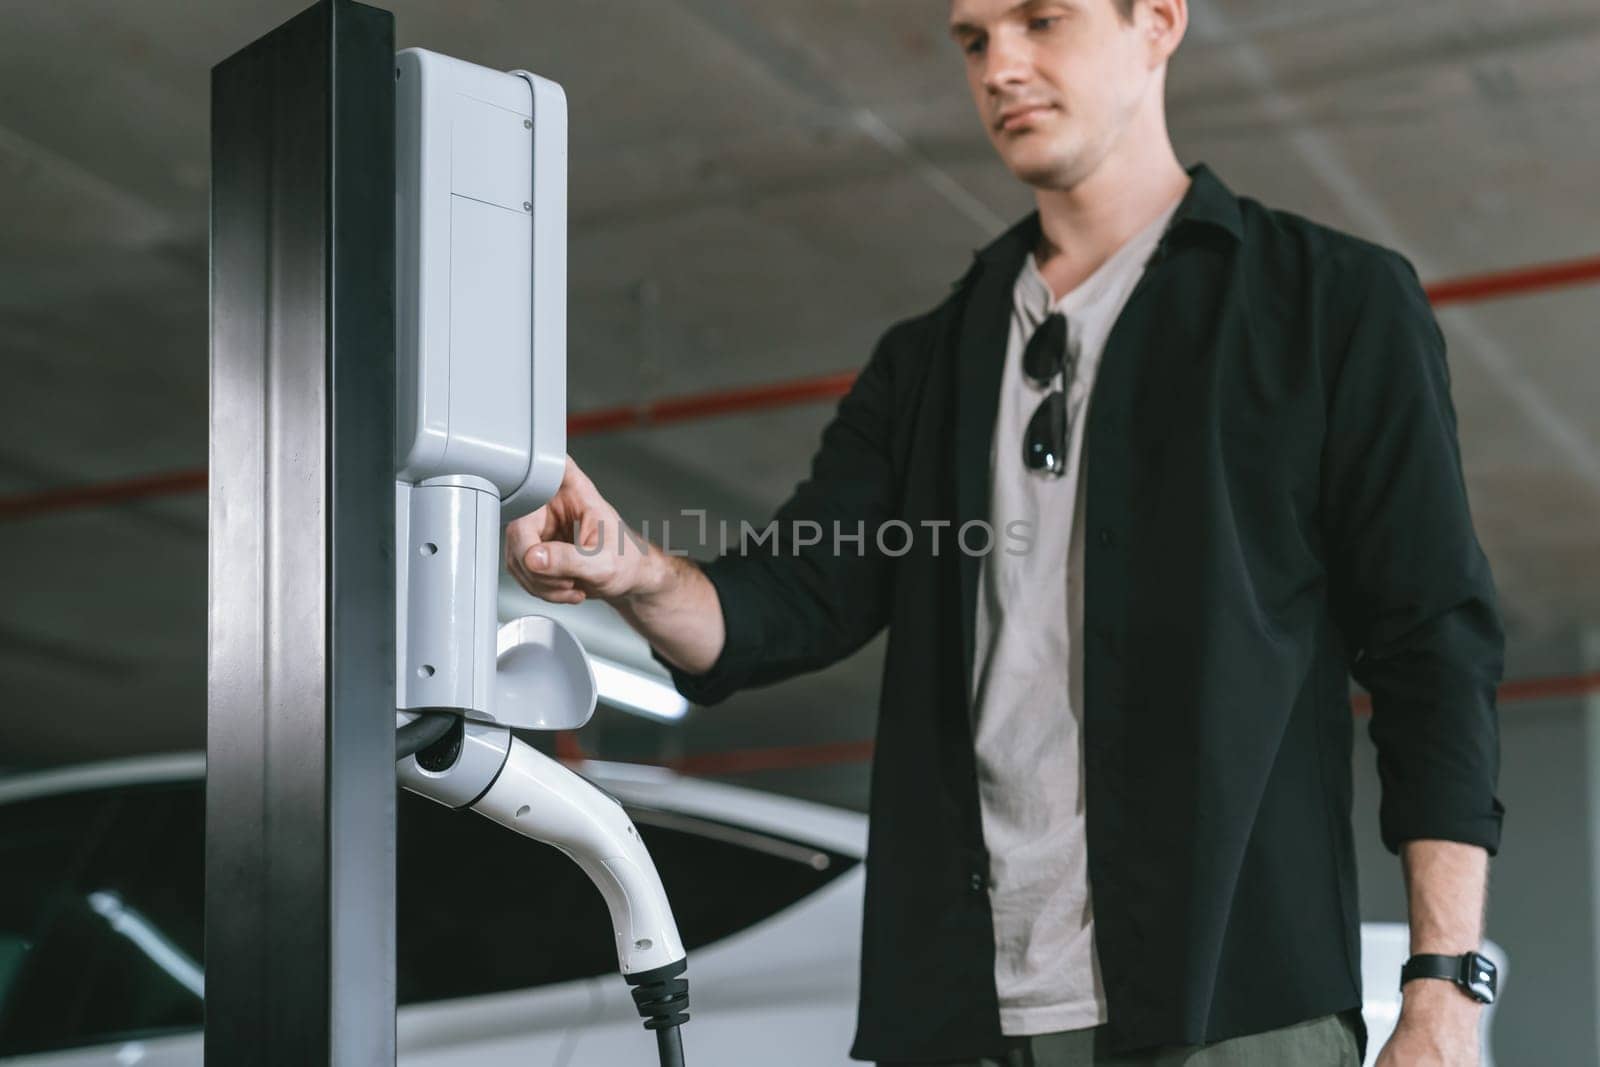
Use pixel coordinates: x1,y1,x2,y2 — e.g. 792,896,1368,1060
963,161,1244,282
1167,161,1244,244
1016,182,1188,320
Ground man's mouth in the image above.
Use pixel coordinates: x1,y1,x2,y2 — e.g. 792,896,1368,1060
995,103,1056,132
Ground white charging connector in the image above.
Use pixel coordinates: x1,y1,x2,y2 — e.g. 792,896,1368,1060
471,738,687,976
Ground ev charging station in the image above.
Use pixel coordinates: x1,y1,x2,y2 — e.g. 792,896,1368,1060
208,3,689,1063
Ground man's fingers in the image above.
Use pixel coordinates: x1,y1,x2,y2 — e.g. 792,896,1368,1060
503,456,618,601
573,510,603,552
531,501,568,543
521,539,602,585
505,505,549,562
507,550,579,597
506,539,541,590
564,454,595,494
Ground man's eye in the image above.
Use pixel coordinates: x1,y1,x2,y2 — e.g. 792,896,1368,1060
963,37,987,56
1028,16,1060,31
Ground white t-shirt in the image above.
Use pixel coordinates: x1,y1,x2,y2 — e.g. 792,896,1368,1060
970,193,1183,1036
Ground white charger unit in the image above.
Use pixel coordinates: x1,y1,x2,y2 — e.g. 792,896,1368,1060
394,47,574,725
396,45,565,506
390,53,692,1052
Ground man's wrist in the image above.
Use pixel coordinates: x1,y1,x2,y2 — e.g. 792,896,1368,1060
1409,933,1478,956
1400,971,1486,1017
620,541,679,604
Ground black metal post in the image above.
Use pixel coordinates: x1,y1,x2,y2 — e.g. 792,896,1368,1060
207,2,396,1063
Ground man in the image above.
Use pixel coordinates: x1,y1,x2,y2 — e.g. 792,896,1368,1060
506,0,1506,1064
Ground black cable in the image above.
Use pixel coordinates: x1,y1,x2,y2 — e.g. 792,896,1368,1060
395,710,456,761
655,1024,685,1067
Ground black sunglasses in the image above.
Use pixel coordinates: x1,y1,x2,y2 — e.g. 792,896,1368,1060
1021,312,1075,476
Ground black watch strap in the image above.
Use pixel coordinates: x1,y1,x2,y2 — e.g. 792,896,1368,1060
1401,951,1497,1004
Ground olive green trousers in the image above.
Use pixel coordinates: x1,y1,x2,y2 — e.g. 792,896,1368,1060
891,1011,1363,1067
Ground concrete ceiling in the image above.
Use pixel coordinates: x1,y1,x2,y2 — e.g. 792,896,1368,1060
2,0,1597,800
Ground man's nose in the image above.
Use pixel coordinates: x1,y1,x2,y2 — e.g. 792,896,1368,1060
981,33,1031,94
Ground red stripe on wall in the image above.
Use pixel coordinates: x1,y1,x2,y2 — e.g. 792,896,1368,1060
2,251,1597,523
0,468,208,521
1424,254,1600,308
553,670,1600,777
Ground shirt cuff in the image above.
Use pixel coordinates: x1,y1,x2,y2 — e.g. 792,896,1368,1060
1379,791,1506,857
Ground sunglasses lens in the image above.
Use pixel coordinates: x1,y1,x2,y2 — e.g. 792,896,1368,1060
1023,312,1067,385
1023,391,1067,475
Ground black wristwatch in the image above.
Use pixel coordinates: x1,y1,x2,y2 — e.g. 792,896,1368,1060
1400,951,1497,1004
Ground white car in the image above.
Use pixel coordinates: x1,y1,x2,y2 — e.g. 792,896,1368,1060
0,756,1504,1067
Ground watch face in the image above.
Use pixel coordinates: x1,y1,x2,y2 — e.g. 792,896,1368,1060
1461,952,1498,1004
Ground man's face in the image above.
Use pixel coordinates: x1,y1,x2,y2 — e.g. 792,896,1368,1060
949,0,1159,189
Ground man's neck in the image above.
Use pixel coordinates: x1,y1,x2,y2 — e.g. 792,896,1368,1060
1031,147,1191,302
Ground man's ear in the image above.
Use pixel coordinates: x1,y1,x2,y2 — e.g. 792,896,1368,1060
1140,0,1188,67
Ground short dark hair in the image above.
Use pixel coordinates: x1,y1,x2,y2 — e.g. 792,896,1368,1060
1111,0,1137,23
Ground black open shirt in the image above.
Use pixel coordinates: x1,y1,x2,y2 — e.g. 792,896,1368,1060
653,163,1505,1064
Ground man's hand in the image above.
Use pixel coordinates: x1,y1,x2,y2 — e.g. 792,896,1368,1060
1376,980,1481,1067
503,455,726,674
504,455,656,605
